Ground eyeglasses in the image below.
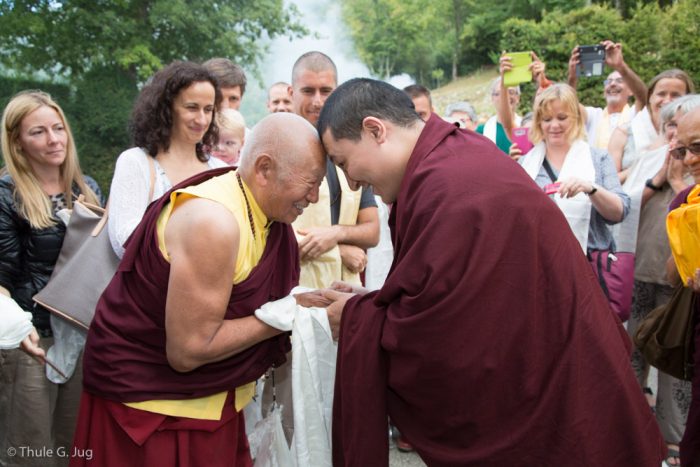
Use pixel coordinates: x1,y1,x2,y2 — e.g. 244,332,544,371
670,142,700,160
603,77,624,86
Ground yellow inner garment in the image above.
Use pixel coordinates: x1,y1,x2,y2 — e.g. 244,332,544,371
125,171,268,420
667,184,700,283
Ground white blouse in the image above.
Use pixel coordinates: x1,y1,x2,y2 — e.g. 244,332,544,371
107,147,227,258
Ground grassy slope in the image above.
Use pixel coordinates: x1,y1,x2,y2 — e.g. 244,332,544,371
429,66,499,125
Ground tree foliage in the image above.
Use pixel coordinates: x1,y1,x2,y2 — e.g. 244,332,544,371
342,0,585,84
0,0,307,192
0,0,307,82
501,0,700,114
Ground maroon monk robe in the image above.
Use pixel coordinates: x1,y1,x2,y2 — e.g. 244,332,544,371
83,167,296,402
332,115,665,466
669,185,700,467
71,167,298,467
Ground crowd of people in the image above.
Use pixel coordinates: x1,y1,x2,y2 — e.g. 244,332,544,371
1,40,699,467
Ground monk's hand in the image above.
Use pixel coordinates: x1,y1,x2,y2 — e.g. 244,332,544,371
20,328,45,360
330,281,369,295
294,290,333,308
297,226,339,260
557,177,593,198
339,244,367,273
687,268,700,293
322,289,356,340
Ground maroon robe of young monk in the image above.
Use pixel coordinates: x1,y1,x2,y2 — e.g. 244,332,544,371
71,167,298,467
332,116,666,466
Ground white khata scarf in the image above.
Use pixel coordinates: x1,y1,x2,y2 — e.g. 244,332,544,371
521,139,595,252
483,114,522,143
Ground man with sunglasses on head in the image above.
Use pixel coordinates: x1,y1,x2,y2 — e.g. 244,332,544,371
568,40,647,149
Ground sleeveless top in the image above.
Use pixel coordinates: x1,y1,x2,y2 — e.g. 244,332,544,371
83,167,298,403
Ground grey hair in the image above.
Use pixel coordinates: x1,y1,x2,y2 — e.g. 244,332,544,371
445,101,477,122
660,94,700,131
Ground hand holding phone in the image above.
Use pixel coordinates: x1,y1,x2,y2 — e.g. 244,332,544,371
512,127,533,155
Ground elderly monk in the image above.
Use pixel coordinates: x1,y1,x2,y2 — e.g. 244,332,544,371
318,78,666,466
70,113,326,467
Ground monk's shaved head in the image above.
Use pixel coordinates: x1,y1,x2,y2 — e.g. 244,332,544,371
239,112,325,180
238,112,326,223
292,51,337,86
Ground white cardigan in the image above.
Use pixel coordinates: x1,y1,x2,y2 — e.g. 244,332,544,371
107,147,226,258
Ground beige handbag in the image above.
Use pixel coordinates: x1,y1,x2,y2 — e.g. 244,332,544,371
34,157,155,330
33,198,119,330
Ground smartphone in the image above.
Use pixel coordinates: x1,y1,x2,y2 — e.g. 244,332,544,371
544,182,561,195
503,51,533,87
512,127,533,155
577,44,605,77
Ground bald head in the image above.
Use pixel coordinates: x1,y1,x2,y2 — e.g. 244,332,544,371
238,113,326,222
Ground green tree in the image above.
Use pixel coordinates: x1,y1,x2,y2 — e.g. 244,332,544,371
658,0,700,82
0,0,307,83
0,0,307,191
502,5,628,112
343,0,437,81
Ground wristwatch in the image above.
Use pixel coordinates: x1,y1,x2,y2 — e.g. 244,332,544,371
586,183,599,196
645,178,663,191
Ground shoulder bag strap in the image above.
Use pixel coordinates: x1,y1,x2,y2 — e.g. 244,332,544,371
147,155,156,202
542,158,557,183
90,155,156,237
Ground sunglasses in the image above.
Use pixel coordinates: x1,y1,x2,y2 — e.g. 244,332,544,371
670,142,700,160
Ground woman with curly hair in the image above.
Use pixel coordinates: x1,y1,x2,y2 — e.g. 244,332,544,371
0,90,101,465
108,60,227,258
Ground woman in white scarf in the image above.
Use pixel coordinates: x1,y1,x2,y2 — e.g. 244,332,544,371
608,69,695,182
519,84,630,254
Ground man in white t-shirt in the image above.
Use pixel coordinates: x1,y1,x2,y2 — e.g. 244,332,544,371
568,40,647,149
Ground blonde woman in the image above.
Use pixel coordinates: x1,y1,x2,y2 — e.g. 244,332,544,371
0,90,101,465
519,83,630,254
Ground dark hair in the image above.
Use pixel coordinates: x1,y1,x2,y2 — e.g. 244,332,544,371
318,78,421,141
202,58,247,94
130,61,221,162
403,84,432,105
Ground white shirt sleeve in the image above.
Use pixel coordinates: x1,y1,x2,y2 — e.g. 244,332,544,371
0,294,33,349
585,106,603,146
107,148,154,258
